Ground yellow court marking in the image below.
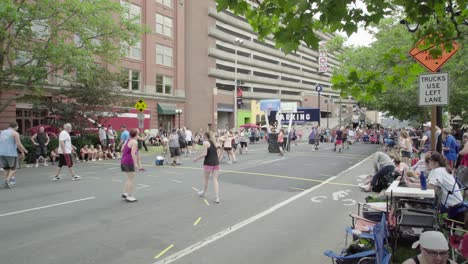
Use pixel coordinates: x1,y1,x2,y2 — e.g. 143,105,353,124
204,199,210,206
290,187,306,191
193,217,202,226
154,244,174,259
289,152,365,159
96,162,359,187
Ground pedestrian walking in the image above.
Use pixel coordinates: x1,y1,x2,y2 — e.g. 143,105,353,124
239,129,248,154
121,128,139,202
168,129,181,166
278,129,285,156
52,123,81,181
0,122,28,188
98,125,107,148
31,126,50,167
334,127,344,152
193,131,221,203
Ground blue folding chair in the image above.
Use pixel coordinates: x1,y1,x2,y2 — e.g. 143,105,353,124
324,214,391,264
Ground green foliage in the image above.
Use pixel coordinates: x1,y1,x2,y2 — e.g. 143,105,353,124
216,0,467,54
36,66,132,131
332,17,468,123
0,0,146,113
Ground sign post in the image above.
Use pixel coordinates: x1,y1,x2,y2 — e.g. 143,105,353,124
418,72,449,151
315,84,323,127
134,99,147,130
410,38,458,152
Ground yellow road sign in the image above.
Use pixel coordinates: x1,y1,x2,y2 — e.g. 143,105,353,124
135,99,147,112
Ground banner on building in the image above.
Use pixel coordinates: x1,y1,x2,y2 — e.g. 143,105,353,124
268,108,320,124
318,41,328,73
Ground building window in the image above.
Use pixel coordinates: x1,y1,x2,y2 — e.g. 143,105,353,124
31,19,49,40
120,1,141,24
156,75,172,94
122,40,141,59
156,44,173,66
156,0,173,8
156,14,173,37
122,69,141,91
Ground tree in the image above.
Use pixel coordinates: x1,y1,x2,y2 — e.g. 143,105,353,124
216,0,467,53
332,18,468,123
37,66,132,131
0,0,144,114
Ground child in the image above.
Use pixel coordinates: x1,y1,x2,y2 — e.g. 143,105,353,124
80,145,90,162
50,148,59,165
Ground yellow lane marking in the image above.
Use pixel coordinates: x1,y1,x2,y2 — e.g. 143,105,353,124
204,199,210,206
96,162,359,187
193,217,202,226
154,244,174,259
288,152,364,159
290,187,306,191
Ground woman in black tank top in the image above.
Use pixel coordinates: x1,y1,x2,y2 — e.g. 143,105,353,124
193,131,221,203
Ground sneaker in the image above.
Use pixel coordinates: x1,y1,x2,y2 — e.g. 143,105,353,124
215,197,220,203
35,164,39,168
121,193,128,199
52,176,62,181
139,168,146,172
72,175,82,181
4,180,11,189
98,158,102,161
9,177,16,186
233,160,238,163
44,163,49,167
197,190,206,197
125,196,137,202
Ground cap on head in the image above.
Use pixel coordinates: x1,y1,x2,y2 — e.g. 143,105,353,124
412,231,448,250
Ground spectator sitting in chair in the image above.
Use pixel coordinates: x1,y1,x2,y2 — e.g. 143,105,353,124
360,151,395,192
402,231,455,264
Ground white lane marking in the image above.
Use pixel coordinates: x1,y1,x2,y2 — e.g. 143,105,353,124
136,184,150,190
332,190,351,201
311,195,327,203
171,180,182,183
342,199,357,206
0,197,96,217
107,167,119,170
152,153,373,264
85,176,100,180
112,179,123,183
261,158,285,164
192,187,200,192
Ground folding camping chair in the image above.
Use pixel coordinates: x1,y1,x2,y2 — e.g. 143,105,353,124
324,214,391,264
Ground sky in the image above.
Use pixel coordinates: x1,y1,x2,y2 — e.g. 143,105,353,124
342,0,376,47
344,27,376,47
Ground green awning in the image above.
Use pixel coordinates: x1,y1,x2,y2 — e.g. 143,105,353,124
157,103,177,115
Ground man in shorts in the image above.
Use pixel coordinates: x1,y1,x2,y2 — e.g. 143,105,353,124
31,126,50,167
98,125,107,148
334,127,344,152
52,123,81,181
0,122,28,188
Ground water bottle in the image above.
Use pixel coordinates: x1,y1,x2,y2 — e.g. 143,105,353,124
420,171,427,190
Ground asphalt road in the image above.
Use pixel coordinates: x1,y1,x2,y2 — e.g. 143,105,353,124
0,140,380,264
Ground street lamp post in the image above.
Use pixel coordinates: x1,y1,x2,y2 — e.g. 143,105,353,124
175,109,183,129
234,37,244,129
339,97,342,127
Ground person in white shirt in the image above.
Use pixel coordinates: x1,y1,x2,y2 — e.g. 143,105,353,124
53,123,81,181
185,128,194,154
98,125,107,148
427,152,463,209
